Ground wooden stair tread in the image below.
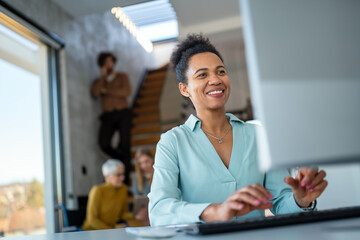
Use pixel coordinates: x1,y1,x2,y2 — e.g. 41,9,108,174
142,78,164,87
148,64,168,73
137,94,160,101
145,77,164,84
131,136,160,146
130,64,168,157
136,96,160,105
131,125,160,135
132,114,159,124
139,87,163,97
133,105,159,114
146,71,167,79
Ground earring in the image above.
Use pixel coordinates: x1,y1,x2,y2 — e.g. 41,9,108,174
186,94,190,97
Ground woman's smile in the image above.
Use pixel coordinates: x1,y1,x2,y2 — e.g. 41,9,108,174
206,88,225,97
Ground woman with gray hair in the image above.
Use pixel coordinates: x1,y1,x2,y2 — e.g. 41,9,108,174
82,159,133,230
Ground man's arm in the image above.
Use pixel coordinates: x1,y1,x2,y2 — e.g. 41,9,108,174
91,76,107,98
106,73,131,97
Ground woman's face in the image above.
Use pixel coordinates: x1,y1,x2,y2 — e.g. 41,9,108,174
138,155,154,174
106,167,125,187
180,52,230,112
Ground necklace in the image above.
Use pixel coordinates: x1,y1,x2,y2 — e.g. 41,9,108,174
202,124,232,144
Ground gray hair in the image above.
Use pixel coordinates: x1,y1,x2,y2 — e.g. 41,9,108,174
102,159,125,176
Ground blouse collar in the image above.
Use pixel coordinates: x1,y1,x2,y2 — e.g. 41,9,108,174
185,113,244,132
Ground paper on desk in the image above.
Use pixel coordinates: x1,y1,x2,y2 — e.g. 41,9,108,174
126,227,177,238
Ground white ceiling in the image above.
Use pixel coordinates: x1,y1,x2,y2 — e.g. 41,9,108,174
50,0,241,29
170,0,240,28
51,0,151,18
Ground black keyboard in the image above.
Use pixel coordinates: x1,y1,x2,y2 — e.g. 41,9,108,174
185,206,360,235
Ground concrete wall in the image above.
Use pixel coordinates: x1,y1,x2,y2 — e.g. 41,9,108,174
63,9,155,202
3,0,160,205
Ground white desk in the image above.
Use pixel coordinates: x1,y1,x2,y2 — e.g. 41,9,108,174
4,217,360,240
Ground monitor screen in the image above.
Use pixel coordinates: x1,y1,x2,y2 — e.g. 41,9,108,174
240,0,360,171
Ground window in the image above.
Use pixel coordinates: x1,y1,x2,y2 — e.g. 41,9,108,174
122,0,178,42
0,4,64,237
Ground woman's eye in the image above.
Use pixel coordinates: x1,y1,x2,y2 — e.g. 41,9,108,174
197,73,207,78
218,70,226,75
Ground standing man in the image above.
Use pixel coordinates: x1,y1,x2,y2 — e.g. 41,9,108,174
91,52,132,184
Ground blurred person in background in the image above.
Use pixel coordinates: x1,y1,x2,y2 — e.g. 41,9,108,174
82,159,134,230
91,52,132,184
130,148,155,226
132,148,154,196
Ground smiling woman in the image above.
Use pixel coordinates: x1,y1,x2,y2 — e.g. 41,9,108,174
180,52,230,115
147,34,328,226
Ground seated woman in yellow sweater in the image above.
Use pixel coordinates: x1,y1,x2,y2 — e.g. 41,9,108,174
82,159,133,230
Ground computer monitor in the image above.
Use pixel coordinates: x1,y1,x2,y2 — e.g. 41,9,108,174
240,0,360,171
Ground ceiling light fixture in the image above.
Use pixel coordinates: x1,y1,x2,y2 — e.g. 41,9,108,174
111,7,153,53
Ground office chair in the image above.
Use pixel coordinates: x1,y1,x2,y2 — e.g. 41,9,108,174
57,204,86,232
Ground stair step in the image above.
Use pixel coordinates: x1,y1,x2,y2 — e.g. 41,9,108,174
142,82,164,90
148,64,168,73
147,71,167,80
142,77,164,87
130,64,168,157
131,136,160,146
132,114,159,124
141,84,164,92
136,96,160,105
139,87,163,97
131,125,160,135
133,105,159,114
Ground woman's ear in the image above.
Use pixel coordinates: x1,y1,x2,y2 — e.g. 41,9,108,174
104,175,110,182
179,82,190,97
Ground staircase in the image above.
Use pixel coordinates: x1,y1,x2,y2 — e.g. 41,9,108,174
131,65,168,158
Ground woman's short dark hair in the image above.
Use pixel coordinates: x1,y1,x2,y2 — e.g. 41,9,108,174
170,34,223,84
97,52,117,67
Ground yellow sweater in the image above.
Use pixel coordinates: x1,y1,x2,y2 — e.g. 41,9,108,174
82,182,133,230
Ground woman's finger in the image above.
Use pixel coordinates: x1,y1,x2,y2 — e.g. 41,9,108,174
227,193,273,212
226,201,245,211
242,185,270,203
236,184,272,201
313,180,328,193
308,170,326,190
250,183,274,200
230,192,266,207
298,167,318,187
284,177,300,190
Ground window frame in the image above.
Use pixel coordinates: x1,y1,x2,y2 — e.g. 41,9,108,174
0,1,66,233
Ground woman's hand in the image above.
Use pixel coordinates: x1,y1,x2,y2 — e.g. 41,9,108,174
135,207,150,225
200,184,273,222
284,167,328,208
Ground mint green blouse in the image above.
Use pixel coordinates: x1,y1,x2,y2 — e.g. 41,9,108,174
148,114,304,226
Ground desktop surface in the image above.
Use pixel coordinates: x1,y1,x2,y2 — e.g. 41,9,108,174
4,217,360,240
